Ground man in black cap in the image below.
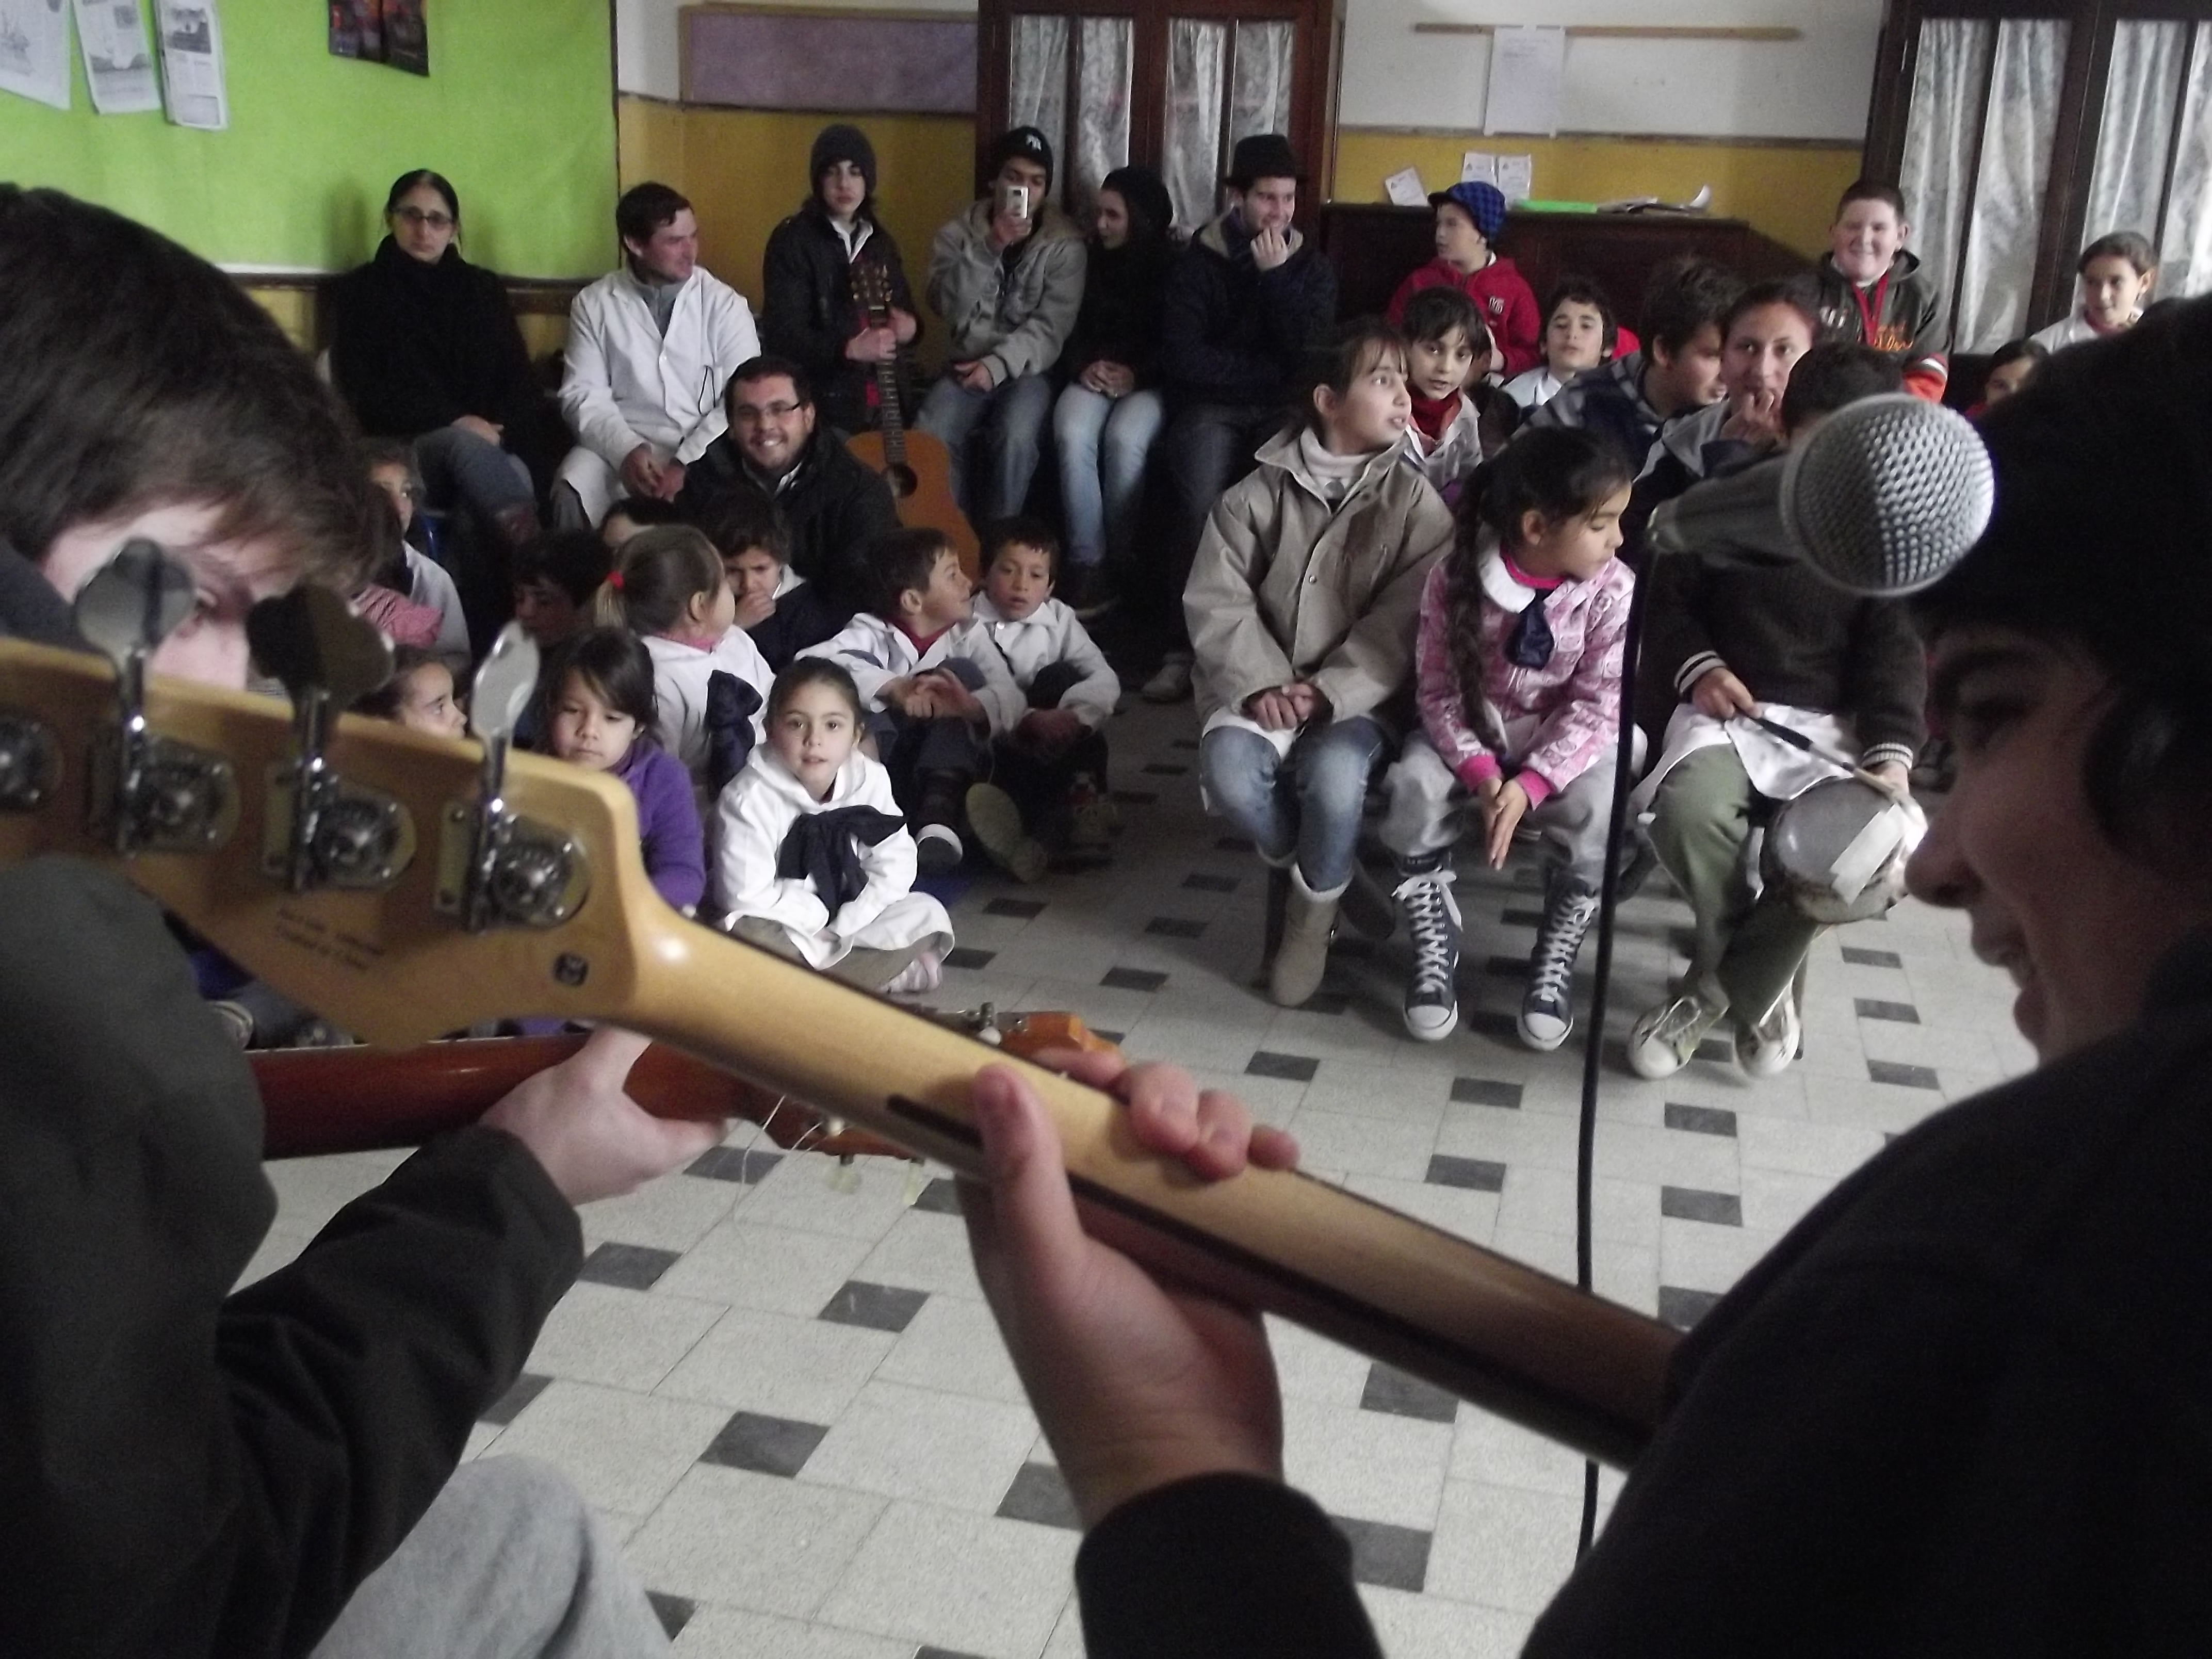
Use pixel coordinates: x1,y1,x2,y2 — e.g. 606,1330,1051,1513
1140,133,1337,702
761,122,922,440
917,124,1088,523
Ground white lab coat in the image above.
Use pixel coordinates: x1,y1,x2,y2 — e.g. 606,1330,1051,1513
712,745,953,968
970,595,1119,729
556,266,760,525
800,612,1028,735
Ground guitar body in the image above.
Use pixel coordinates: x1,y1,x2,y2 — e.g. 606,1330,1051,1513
847,425,979,578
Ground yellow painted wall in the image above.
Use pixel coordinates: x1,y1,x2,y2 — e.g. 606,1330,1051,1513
1332,132,1863,261
617,97,976,368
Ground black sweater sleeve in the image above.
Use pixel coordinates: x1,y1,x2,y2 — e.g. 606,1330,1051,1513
762,218,847,386
1075,1474,1384,1659
1844,596,1927,763
1642,547,1721,701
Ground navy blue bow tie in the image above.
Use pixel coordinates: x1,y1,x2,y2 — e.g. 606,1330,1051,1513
1505,591,1554,669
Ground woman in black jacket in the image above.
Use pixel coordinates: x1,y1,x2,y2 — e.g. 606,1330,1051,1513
760,125,920,439
330,170,543,574
1050,164,1175,610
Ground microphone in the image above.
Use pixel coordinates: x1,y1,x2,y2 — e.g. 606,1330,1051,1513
1779,394,1995,596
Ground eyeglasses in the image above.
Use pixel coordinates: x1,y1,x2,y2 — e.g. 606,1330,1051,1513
394,207,455,231
735,402,805,421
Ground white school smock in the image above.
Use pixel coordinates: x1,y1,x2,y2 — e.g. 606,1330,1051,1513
800,612,1028,735
970,594,1119,729
641,628,774,783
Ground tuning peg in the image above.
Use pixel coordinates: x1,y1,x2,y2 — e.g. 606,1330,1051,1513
72,539,196,671
247,584,395,713
443,622,583,934
468,623,541,745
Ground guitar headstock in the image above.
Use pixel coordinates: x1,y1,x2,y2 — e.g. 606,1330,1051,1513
852,255,894,324
0,635,678,1046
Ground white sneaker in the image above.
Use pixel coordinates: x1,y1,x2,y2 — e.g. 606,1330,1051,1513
1736,991,1802,1079
1142,653,1194,703
1626,990,1728,1080
914,822,963,875
881,949,944,996
964,783,1048,883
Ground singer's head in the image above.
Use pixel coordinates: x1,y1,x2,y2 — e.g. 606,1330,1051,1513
1907,296,2212,1063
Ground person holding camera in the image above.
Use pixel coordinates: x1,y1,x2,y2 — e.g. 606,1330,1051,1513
917,125,1088,523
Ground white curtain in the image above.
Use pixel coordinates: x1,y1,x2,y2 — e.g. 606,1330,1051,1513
1071,17,1135,220
2082,21,2186,263
2159,25,2212,299
1164,18,1228,233
1229,21,1294,151
1897,18,1993,350
1008,15,1070,205
1954,19,2070,351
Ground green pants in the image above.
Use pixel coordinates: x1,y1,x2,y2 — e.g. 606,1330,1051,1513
1646,743,1821,1021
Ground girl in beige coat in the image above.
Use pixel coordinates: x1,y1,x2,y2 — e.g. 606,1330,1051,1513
1186,322,1456,1005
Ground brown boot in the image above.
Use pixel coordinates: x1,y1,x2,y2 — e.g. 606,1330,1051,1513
1268,868,1346,1008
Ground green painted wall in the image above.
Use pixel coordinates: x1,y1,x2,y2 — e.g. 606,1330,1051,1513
0,0,616,277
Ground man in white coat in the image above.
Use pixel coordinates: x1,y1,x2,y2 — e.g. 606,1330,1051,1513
555,182,760,527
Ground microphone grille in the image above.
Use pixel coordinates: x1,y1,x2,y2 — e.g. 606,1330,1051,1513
1780,394,1995,596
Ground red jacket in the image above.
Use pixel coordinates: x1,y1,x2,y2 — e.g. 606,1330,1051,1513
1387,255,1543,378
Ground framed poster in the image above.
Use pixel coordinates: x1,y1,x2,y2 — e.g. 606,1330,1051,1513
328,0,381,61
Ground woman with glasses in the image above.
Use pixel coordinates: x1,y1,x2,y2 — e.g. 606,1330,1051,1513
331,169,546,642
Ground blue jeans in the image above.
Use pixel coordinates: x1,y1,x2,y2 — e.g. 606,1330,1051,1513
1200,716,1389,892
1052,384,1165,571
916,371,1055,521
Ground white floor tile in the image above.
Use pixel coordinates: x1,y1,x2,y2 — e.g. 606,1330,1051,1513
855,1208,986,1300
874,1292,1030,1404
657,1305,894,1423
1281,1395,1455,1531
1360,1584,1535,1658
815,1500,1078,1659
625,1464,888,1617
670,1605,910,1658
1423,1478,1585,1614
490,1379,727,1517
1283,1107,1442,1180
527,1280,723,1392
652,1216,878,1317
799,1379,1037,1511
578,1170,743,1254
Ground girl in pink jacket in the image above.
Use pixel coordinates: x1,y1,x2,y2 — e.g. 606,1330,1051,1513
1377,426,1636,1048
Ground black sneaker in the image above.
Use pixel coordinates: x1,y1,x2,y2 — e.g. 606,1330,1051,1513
914,822,963,874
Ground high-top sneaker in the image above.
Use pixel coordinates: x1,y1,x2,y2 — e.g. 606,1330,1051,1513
1519,874,1601,1051
1392,852,1462,1041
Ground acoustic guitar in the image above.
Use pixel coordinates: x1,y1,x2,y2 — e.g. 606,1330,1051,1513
0,630,1677,1468
841,255,981,577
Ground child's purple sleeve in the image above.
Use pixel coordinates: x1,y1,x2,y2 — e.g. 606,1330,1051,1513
631,747,707,913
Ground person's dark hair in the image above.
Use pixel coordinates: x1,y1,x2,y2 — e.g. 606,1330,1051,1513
605,496,684,532
705,490,790,564
1541,276,1618,356
1918,296,2212,875
1987,337,2052,376
384,169,460,224
768,656,866,724
1778,341,1902,433
981,514,1061,581
360,436,420,483
868,526,956,617
1723,278,1822,345
1400,286,1491,357
352,643,445,721
597,525,725,636
0,188,382,587
1640,256,1744,357
616,182,691,248
726,354,816,413
359,437,422,581
2078,229,2157,277
513,530,614,607
1836,177,1908,221
542,626,658,740
1450,426,1633,727
1299,320,1408,438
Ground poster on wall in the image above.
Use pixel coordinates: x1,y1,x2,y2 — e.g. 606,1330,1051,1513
76,0,159,113
155,0,224,128
0,0,74,110
380,0,424,75
327,0,381,62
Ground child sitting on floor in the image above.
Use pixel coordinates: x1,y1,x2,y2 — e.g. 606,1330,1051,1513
1385,181,1541,378
1505,278,1618,411
971,516,1120,867
539,626,706,916
362,440,472,674
2031,231,2157,352
1189,320,1454,1008
1380,427,1636,1047
705,490,844,673
713,659,953,994
510,530,613,651
1400,288,1520,503
597,524,774,800
352,643,467,739
803,527,1028,877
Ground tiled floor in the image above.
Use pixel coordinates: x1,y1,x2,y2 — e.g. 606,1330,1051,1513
252,698,2030,1657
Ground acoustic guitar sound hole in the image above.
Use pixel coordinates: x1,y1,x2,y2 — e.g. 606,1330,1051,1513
885,463,917,499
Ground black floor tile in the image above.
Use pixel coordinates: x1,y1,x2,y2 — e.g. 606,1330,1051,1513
1661,1186,1744,1226
646,1591,696,1640
1464,1010,1520,1042
1145,916,1207,938
1361,1362,1460,1423
577,1241,679,1290
1092,1028,1124,1045
1664,1102,1738,1137
1170,737,1200,751
945,947,996,970
995,1460,1081,1530
1868,1059,1943,1091
1841,946,1904,968
1451,1077,1524,1108
1694,1035,1735,1064
1500,907,1544,929
1182,872,1239,893
818,1279,931,1333
1299,989,1353,1015
699,1409,829,1478
1425,1153,1506,1193
1214,835,1255,853
918,1649,996,1659
1855,998,1920,1024
1245,1050,1320,1082
687,1146,784,1184
1333,1514,1433,1592
983,897,1047,919
478,1370,550,1426
1658,1286,1724,1331
1102,966,1168,993
912,1176,964,1215
1484,954,1528,980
